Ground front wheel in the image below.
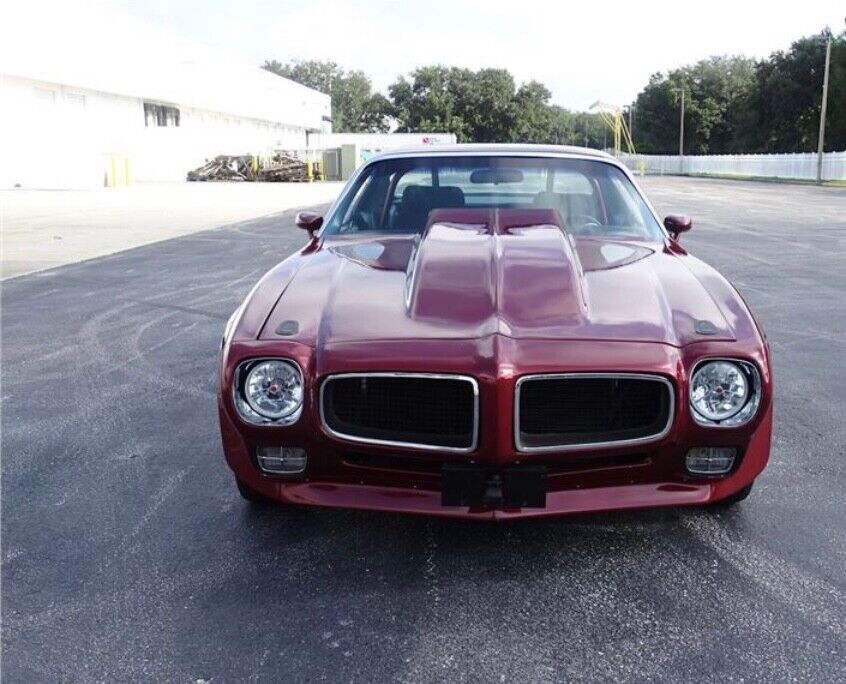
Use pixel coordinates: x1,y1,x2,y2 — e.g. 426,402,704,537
236,478,275,506
711,483,753,508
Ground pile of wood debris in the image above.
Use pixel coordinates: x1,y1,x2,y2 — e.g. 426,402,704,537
186,156,255,182
258,153,309,182
186,153,310,182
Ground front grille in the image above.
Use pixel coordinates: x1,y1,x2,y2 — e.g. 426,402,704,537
321,374,478,451
516,374,673,451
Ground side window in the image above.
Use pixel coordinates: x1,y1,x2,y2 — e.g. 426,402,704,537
605,175,646,228
553,171,599,226
333,170,384,232
393,168,432,200
597,169,662,237
339,172,375,225
552,172,593,195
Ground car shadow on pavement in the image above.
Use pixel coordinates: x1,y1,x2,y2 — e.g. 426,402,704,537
233,499,742,584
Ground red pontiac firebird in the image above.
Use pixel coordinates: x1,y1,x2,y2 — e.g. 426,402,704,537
218,145,772,520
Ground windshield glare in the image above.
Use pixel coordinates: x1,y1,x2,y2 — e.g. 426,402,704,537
323,156,664,240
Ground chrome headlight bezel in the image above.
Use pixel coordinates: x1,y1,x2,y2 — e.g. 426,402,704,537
689,358,761,427
232,358,304,426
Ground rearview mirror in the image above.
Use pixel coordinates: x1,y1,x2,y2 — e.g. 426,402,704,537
664,215,692,239
295,211,323,235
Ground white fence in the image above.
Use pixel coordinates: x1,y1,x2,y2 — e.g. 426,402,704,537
620,151,846,182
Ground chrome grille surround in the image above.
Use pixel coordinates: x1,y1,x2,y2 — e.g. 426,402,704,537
320,372,479,453
514,373,675,453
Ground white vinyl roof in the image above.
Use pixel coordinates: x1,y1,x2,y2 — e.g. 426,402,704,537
0,3,330,130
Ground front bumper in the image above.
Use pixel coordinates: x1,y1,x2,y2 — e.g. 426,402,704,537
219,335,772,519
219,397,773,520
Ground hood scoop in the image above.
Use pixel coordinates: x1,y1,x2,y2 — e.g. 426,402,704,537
260,208,735,347
405,208,588,335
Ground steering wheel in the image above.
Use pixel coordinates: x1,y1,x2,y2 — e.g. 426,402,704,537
339,211,373,233
568,214,603,234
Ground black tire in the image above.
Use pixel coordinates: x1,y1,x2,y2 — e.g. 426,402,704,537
711,483,753,508
236,478,275,506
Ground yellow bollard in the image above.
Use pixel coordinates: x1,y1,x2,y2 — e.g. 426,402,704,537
306,159,313,182
124,157,131,186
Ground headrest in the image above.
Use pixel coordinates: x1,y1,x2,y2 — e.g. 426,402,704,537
433,186,465,208
401,185,430,209
533,191,565,207
402,185,466,210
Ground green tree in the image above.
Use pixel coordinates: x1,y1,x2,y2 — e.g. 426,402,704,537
571,111,607,149
740,30,846,152
262,29,846,155
460,68,518,142
262,59,391,133
388,66,604,146
633,56,757,154
512,81,554,142
828,34,846,152
631,75,679,153
632,29,846,154
389,66,470,139
265,59,617,148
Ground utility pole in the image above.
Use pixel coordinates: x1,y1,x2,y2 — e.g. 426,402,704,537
816,33,833,184
678,88,685,174
671,86,686,172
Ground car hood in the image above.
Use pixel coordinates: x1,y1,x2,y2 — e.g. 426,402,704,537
260,209,736,347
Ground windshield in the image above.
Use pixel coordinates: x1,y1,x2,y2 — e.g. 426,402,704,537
322,156,664,240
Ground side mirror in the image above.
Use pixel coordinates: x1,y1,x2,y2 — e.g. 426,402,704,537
664,215,692,239
295,211,323,236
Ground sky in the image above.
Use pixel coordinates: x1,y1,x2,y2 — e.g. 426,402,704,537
11,0,846,111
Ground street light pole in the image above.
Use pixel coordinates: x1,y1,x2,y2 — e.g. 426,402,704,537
816,34,833,184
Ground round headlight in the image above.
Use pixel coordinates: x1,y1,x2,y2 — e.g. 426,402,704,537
690,360,749,422
244,360,303,420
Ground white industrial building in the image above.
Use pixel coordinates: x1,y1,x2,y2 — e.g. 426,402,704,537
0,6,331,188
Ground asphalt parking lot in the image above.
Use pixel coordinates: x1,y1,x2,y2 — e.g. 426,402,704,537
0,182,343,279
2,176,845,682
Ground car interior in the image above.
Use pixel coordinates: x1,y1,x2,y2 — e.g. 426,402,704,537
328,159,660,239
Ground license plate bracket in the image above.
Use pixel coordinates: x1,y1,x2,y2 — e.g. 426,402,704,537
441,464,487,507
441,464,546,508
502,466,546,508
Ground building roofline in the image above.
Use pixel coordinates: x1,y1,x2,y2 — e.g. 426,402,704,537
0,6,330,128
